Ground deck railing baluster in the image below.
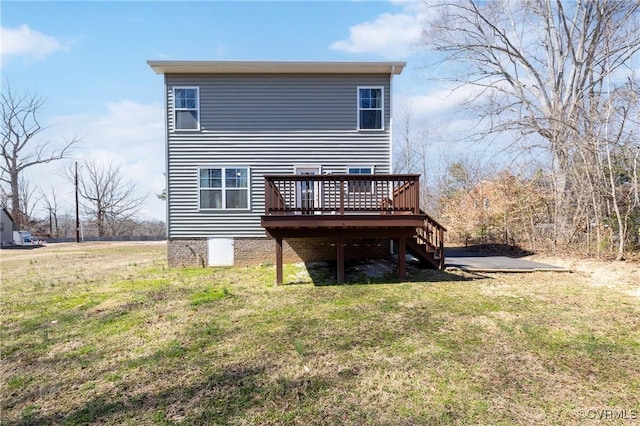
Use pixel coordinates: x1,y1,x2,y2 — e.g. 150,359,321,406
339,176,345,215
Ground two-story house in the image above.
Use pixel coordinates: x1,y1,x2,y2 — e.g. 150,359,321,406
148,61,445,283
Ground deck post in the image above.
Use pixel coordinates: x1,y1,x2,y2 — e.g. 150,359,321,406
337,237,345,284
439,228,445,269
264,179,269,215
276,237,283,285
414,180,420,214
398,237,406,281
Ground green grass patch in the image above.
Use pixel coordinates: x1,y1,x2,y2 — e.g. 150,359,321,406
190,286,230,306
1,242,639,425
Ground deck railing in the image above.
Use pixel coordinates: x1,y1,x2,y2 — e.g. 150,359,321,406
415,213,447,269
264,174,421,215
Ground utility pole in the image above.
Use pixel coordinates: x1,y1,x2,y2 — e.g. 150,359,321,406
75,162,80,243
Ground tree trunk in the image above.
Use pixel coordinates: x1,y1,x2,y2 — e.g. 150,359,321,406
53,213,59,238
551,146,569,252
605,143,626,260
10,170,21,229
97,210,106,237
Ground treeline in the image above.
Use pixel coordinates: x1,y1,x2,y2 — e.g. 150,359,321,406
28,213,165,240
434,161,639,258
1,85,164,241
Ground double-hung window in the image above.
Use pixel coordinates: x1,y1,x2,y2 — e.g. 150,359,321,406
348,167,373,193
357,87,383,130
173,87,199,130
199,167,249,209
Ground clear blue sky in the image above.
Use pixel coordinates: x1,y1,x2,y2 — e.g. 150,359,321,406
1,0,464,222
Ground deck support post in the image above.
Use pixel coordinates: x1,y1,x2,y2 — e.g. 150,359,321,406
276,237,283,285
337,237,345,284
398,237,406,281
439,228,445,269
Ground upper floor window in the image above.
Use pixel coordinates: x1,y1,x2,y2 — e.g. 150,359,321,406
199,167,249,210
173,87,199,130
358,87,383,130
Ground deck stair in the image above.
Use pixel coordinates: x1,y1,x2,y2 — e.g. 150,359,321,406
402,210,446,269
389,181,446,269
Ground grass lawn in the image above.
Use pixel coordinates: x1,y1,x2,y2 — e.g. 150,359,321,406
1,242,639,425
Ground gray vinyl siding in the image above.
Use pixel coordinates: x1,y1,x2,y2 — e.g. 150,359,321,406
165,73,393,238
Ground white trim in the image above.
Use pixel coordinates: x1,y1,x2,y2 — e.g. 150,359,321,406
346,165,374,174
293,165,321,214
389,70,394,173
164,78,170,238
149,60,406,75
197,166,251,211
357,86,384,131
294,165,323,174
347,165,374,193
172,86,200,131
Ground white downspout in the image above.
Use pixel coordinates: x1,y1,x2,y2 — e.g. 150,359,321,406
390,65,395,174
389,65,396,256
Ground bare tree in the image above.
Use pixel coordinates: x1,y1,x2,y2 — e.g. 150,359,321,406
40,185,63,237
394,101,427,174
138,219,166,237
393,100,433,210
424,0,640,248
17,175,40,227
0,179,8,208
586,80,640,259
66,160,146,237
0,85,80,228
56,212,76,239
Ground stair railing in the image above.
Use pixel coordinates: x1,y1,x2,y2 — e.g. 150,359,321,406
415,212,447,269
391,181,447,269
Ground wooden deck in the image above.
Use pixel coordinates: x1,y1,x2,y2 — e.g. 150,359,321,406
261,174,446,284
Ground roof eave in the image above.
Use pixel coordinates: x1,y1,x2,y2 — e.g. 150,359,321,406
147,60,406,75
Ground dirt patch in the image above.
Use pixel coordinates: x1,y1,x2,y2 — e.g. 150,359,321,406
86,299,134,317
526,253,640,293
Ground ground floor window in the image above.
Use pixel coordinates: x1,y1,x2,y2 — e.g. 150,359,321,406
199,167,249,209
348,166,373,192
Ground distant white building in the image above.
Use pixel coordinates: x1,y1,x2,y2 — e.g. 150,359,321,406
1,208,15,245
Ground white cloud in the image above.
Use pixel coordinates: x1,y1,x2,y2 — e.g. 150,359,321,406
392,83,494,153
330,12,422,59
28,100,166,221
330,1,437,59
400,85,486,117
0,25,67,61
393,84,522,170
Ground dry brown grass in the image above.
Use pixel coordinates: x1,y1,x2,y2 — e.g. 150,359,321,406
1,242,638,425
